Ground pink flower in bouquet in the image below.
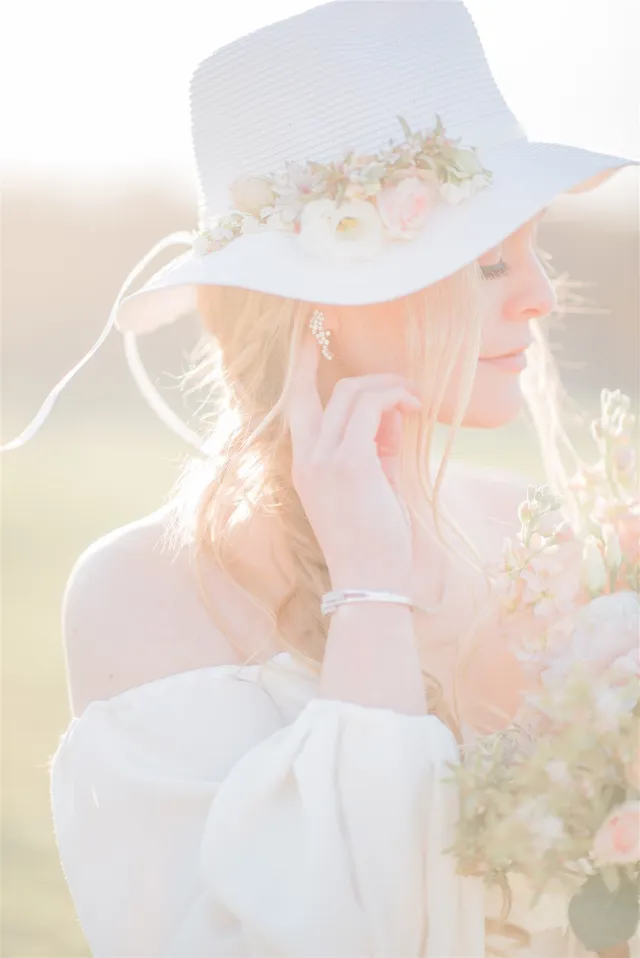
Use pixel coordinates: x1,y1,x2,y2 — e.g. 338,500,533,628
593,499,640,564
376,177,439,239
581,536,608,596
591,801,640,865
614,443,637,477
617,502,640,563
520,547,582,618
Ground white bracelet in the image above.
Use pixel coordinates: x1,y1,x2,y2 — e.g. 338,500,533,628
321,588,425,616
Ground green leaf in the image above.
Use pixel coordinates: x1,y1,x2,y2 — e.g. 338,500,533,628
568,872,640,952
397,115,413,140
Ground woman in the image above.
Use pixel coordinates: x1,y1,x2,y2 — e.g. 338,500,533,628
7,1,638,955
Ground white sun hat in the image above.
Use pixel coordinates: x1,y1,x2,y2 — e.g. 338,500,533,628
2,0,638,454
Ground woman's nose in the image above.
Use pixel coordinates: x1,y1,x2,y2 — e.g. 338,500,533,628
504,258,558,323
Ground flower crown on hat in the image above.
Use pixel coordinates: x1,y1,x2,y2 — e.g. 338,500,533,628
192,114,492,266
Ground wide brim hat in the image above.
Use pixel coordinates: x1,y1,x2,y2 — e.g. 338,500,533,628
2,0,638,454
113,0,639,337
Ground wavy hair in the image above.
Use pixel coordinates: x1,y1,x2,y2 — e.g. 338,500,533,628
159,243,595,956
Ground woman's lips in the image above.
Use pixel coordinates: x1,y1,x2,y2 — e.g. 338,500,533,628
479,349,529,373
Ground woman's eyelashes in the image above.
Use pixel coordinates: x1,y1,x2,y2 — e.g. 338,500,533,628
477,243,510,281
479,260,511,280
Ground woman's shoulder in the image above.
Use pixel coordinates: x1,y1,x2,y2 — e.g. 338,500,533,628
61,506,241,718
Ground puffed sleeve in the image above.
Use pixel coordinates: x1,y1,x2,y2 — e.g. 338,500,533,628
50,665,485,958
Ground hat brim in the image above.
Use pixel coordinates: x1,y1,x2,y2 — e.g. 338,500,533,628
115,138,639,336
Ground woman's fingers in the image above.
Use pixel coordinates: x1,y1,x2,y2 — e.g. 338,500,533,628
283,332,420,579
340,387,422,459
314,374,417,457
285,327,422,499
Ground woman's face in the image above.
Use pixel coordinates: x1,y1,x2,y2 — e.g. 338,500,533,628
317,209,557,428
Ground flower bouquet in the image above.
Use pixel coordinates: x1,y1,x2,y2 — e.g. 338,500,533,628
444,389,640,954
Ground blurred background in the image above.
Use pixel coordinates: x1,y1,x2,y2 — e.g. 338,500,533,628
1,0,638,954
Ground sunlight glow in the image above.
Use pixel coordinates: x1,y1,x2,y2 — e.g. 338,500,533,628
2,0,637,209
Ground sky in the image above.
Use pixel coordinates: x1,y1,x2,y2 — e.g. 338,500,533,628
1,0,638,211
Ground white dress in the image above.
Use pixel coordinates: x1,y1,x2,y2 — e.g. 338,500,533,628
49,651,639,957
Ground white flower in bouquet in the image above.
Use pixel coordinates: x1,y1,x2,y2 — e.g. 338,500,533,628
298,198,385,264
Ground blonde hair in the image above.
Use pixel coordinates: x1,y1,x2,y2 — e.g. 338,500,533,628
160,242,594,956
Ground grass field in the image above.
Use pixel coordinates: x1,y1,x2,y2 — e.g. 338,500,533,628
2,411,187,957
0,397,614,956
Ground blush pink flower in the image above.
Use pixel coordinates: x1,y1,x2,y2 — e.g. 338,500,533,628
614,443,637,476
593,500,640,564
581,536,608,596
591,801,640,865
520,548,581,618
617,503,640,563
376,177,439,239
492,572,523,613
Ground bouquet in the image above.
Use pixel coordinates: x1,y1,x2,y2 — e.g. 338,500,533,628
444,389,640,954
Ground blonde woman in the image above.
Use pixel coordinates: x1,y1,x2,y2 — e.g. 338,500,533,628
4,1,637,955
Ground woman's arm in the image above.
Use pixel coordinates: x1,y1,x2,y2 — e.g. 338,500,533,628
319,600,427,715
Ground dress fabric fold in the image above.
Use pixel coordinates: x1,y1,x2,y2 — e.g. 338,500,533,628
49,653,637,957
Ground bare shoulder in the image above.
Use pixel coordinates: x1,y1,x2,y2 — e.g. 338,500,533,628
62,506,241,718
447,459,533,533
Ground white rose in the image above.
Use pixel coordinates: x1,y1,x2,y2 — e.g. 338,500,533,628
240,215,262,236
471,172,491,191
192,233,213,256
262,209,287,231
563,591,640,678
298,198,384,265
211,225,235,242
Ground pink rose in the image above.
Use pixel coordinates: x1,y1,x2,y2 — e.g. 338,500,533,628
376,176,439,239
591,801,640,865
614,443,636,476
593,500,640,564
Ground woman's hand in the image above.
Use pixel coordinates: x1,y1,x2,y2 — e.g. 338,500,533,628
285,327,422,592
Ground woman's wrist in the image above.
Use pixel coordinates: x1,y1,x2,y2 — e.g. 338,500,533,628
328,564,413,598
319,596,427,715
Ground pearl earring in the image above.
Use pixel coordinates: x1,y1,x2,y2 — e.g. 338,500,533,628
308,309,334,361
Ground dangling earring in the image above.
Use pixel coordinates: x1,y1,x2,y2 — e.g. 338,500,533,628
308,308,334,361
